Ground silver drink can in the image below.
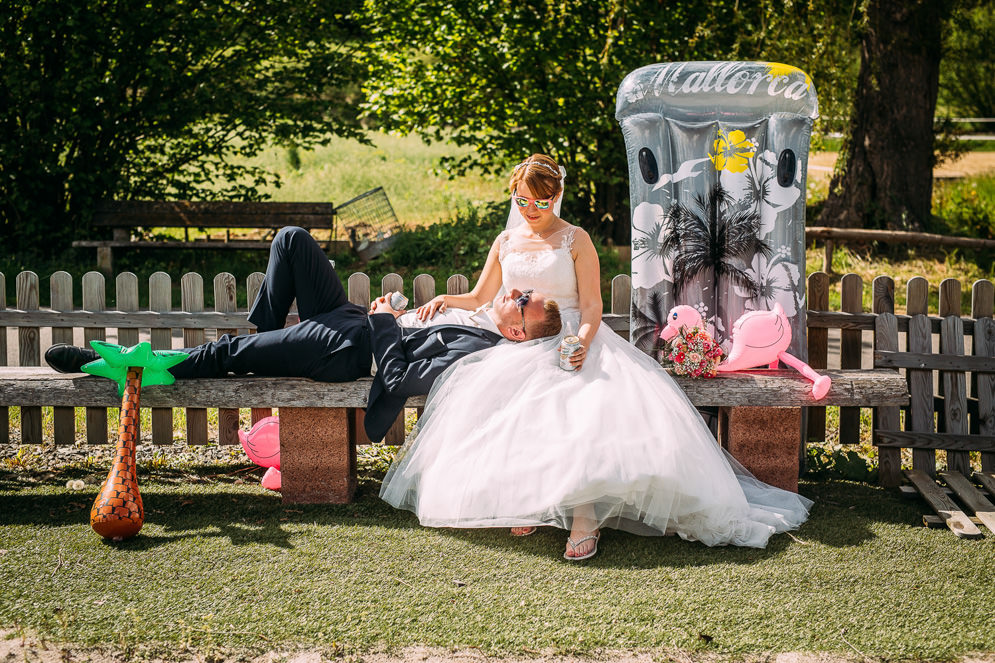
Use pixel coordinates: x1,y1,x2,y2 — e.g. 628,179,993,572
558,335,582,371
390,292,408,311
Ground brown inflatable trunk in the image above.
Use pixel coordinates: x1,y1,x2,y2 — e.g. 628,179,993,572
90,367,145,541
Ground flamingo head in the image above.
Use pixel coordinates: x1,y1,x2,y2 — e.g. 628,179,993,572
659,305,704,341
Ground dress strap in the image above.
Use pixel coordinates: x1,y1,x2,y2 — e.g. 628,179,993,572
560,226,578,251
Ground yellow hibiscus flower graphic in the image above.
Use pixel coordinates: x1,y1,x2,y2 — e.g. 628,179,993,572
709,129,755,173
764,62,812,89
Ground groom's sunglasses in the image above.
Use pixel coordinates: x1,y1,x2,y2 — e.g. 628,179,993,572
512,194,553,210
515,289,534,336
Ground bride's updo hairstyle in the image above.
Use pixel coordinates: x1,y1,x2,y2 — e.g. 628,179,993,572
509,154,562,199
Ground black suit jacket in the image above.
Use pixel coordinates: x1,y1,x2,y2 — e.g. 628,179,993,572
364,313,503,442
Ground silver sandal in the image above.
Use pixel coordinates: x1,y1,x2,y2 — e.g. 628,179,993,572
563,532,600,561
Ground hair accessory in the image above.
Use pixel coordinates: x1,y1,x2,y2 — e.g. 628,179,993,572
514,160,560,177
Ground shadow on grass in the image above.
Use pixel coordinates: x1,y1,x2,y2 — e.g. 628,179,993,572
0,470,923,562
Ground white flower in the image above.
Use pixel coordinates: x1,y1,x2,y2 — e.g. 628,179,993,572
734,252,802,317
66,479,86,491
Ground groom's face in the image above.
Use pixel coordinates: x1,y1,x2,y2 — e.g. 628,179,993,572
493,289,547,341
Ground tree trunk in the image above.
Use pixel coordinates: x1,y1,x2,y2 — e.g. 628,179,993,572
818,0,950,231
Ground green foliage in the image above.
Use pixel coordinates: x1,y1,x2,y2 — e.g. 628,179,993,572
932,175,995,239
805,444,877,483
361,0,862,242
0,0,367,257
364,202,507,278
939,3,995,120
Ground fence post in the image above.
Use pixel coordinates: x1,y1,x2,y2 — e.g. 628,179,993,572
872,277,901,485
117,272,141,443
907,276,936,476
181,272,208,445
806,272,830,444
51,271,76,445
215,272,240,446
149,272,174,445
381,273,406,445
939,278,971,474
346,272,372,445
0,272,6,445
839,274,863,445
246,272,271,426
972,279,995,472
82,271,108,445
16,271,42,443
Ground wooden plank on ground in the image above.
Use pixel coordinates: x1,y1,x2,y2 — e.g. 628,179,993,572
905,469,982,539
939,471,995,533
925,514,982,527
976,471,995,498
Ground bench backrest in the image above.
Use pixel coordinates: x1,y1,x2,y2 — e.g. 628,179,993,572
93,201,336,229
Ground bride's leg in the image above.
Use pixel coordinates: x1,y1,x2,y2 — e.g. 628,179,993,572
565,504,600,559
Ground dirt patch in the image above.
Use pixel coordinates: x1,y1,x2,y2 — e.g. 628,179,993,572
2,632,994,663
808,150,995,182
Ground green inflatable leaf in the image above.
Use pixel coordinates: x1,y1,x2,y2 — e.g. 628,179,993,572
82,340,189,397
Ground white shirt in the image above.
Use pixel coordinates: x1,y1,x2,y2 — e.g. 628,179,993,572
396,305,502,337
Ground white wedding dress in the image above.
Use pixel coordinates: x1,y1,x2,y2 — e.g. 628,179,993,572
380,226,812,548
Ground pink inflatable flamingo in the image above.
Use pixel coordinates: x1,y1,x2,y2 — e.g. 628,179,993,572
659,305,705,342
717,302,831,399
238,415,282,490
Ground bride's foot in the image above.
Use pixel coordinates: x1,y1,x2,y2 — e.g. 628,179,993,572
564,530,600,561
510,526,537,537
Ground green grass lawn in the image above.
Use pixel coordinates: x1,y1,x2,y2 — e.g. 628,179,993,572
1,465,994,659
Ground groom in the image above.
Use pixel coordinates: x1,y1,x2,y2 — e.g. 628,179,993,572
45,227,562,441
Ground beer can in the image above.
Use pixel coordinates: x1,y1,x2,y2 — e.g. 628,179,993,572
390,292,408,311
559,335,582,371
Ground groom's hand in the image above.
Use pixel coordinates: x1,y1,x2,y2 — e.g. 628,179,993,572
369,294,405,319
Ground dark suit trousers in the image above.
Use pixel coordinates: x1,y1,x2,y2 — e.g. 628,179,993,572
170,226,372,382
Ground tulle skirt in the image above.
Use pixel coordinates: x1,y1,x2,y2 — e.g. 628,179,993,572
379,321,812,548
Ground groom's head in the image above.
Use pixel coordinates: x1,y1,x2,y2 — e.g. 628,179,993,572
491,289,562,342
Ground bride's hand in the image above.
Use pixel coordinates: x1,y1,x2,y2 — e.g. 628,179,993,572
569,344,588,371
417,295,447,321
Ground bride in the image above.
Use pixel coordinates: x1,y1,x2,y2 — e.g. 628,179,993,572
379,154,812,560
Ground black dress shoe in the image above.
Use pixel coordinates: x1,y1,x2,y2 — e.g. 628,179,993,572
44,344,100,373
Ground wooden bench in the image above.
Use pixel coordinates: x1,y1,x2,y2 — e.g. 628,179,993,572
0,367,907,502
0,268,909,503
73,201,353,274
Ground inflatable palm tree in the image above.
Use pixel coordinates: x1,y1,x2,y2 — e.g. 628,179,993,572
82,341,188,541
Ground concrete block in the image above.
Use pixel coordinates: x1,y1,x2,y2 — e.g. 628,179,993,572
719,406,801,493
280,407,356,503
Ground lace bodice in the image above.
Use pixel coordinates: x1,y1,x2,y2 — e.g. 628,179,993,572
499,226,580,313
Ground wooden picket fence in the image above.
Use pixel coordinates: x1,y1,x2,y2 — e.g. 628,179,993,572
0,269,631,448
805,271,995,487
3,268,994,491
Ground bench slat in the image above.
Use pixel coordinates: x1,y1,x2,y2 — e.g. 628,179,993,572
0,368,907,409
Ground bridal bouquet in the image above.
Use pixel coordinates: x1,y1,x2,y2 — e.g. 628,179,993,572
665,327,723,378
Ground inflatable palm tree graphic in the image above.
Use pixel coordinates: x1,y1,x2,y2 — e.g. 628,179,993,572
82,340,188,541
661,184,771,299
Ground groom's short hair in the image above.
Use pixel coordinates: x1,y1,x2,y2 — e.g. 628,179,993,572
526,300,562,340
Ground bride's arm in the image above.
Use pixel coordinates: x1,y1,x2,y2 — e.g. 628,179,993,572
571,229,603,370
416,234,505,320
